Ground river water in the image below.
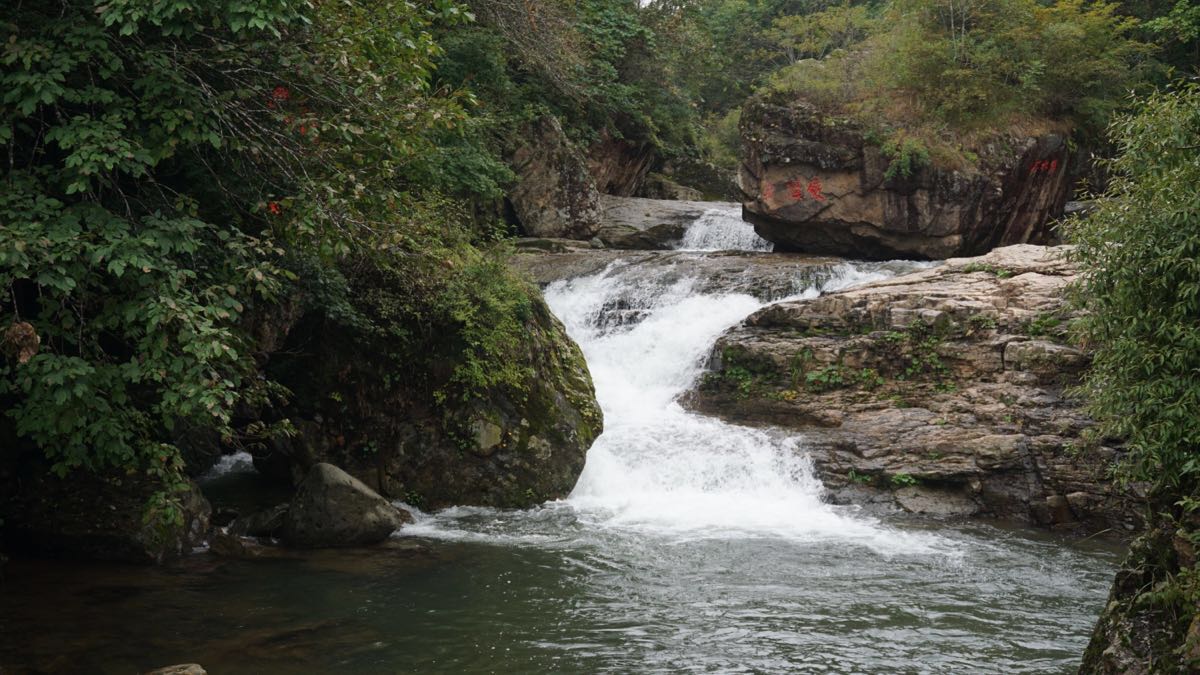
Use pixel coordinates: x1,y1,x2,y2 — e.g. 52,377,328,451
0,207,1121,674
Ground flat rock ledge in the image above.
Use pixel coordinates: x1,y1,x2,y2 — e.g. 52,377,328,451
686,244,1141,534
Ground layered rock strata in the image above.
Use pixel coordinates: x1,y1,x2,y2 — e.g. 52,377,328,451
739,97,1073,260
688,245,1138,533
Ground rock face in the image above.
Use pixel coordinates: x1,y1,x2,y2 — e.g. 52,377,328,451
587,128,655,197
687,245,1138,532
1081,518,1200,673
0,444,211,563
638,173,704,201
594,195,719,249
281,463,411,548
738,97,1073,260
257,282,601,511
507,116,603,239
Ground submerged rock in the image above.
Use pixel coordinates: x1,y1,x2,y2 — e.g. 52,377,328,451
738,98,1073,260
281,463,411,548
688,245,1138,533
228,503,289,538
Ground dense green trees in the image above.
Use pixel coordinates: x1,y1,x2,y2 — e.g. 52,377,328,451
0,0,534,525
1069,83,1200,673
766,0,1151,147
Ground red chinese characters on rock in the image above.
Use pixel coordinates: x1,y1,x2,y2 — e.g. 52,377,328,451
779,177,827,202
807,177,826,202
1029,159,1060,176
762,176,828,204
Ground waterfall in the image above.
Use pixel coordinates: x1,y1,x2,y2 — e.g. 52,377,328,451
543,260,936,553
677,204,773,252
405,207,944,555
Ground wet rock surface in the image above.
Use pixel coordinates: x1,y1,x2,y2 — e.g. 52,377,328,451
144,665,207,675
510,246,844,302
739,98,1073,260
687,245,1139,533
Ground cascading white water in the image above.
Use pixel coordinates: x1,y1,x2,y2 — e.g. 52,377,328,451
677,203,773,252
543,261,944,554
402,207,946,555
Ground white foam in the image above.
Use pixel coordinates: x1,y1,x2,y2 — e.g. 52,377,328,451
400,255,952,558
199,450,256,481
677,204,773,252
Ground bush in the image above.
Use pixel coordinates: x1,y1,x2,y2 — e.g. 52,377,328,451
1066,81,1200,674
763,0,1151,169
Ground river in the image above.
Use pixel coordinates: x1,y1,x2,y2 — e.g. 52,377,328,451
0,207,1121,674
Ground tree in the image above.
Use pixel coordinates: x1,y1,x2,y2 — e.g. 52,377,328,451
0,0,479,524
1068,84,1200,671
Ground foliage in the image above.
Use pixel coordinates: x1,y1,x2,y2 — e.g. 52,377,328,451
1066,84,1200,495
0,0,530,528
1066,84,1200,669
880,132,931,180
962,262,1015,278
765,2,875,64
762,0,1152,172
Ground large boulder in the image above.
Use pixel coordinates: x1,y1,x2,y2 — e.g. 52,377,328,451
256,275,602,511
1081,517,1200,673
507,116,603,240
687,245,1139,533
281,463,411,548
738,97,1073,260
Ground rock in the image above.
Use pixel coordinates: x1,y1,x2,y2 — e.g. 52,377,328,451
209,531,275,559
1064,200,1098,217
599,194,717,232
1080,524,1188,673
688,245,1137,534
738,97,1073,259
144,665,207,675
257,271,602,510
510,248,844,301
652,157,739,201
228,503,289,538
0,445,211,564
507,116,603,239
596,223,688,250
639,173,704,201
281,463,412,548
893,485,979,518
587,128,655,197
